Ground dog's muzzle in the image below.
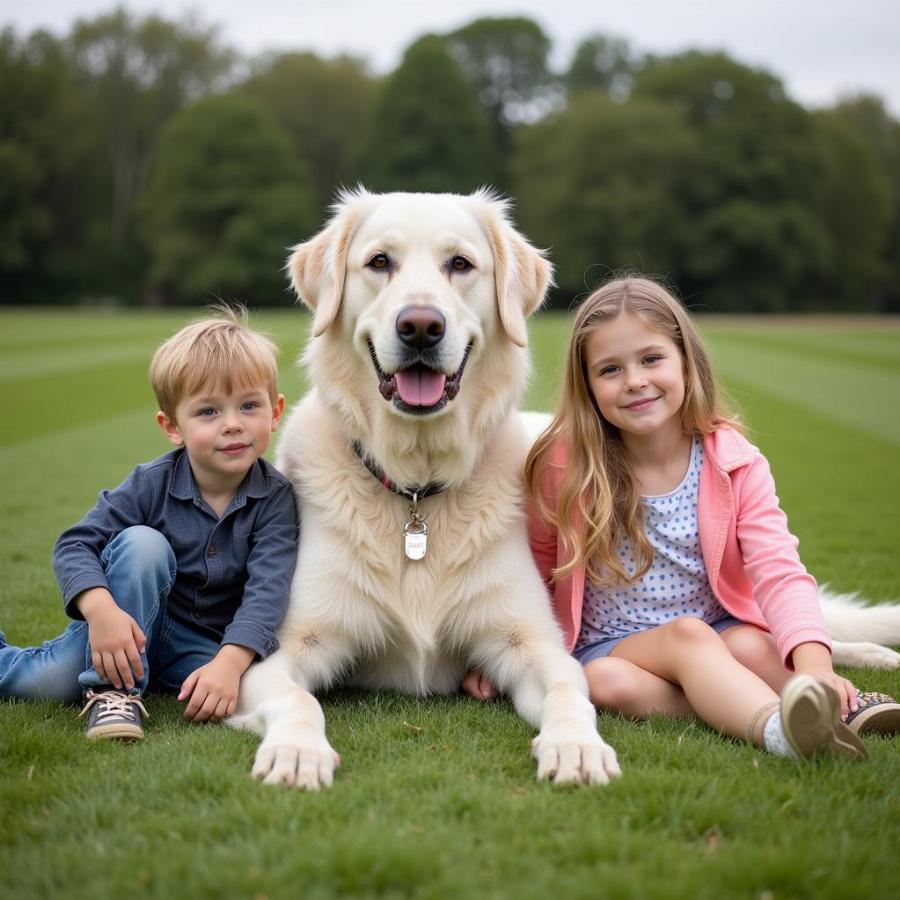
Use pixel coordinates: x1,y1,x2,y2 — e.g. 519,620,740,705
367,331,473,416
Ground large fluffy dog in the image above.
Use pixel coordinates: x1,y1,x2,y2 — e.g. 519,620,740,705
230,189,900,789
230,189,621,788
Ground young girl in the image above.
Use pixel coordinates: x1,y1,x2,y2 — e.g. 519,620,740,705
466,276,899,759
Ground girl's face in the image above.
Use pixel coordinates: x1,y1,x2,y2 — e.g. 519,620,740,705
584,313,686,442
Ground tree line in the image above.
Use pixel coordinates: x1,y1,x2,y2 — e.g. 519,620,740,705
2,9,898,311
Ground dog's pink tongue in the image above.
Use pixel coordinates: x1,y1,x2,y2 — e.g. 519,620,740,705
394,368,446,406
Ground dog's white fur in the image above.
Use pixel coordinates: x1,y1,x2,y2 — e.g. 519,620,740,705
230,189,900,790
229,189,621,789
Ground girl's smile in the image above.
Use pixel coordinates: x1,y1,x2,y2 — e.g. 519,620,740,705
623,396,660,411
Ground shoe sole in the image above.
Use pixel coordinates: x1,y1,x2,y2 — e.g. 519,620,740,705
847,704,900,736
780,675,868,761
86,724,144,741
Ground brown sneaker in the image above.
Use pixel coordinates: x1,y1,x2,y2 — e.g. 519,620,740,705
80,689,148,741
846,691,900,736
779,675,868,760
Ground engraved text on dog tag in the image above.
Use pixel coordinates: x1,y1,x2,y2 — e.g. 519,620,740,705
403,518,428,560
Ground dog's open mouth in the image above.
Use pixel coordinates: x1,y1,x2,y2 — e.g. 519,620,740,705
368,341,472,415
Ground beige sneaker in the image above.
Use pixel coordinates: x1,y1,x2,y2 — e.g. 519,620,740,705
80,689,148,741
845,691,900,736
779,675,868,760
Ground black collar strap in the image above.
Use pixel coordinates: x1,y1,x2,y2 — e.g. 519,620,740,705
351,441,447,501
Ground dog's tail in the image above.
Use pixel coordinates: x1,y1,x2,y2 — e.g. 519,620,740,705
820,586,900,645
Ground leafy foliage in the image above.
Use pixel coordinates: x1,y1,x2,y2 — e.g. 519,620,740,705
514,95,698,294
632,52,832,311
141,94,316,305
68,8,234,247
0,29,108,303
444,16,556,129
1,12,898,310
356,36,500,194
566,34,639,101
238,52,377,213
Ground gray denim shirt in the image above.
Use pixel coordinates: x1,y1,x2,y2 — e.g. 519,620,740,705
53,448,298,659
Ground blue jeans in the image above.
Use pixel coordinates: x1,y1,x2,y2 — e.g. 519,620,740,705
0,526,220,702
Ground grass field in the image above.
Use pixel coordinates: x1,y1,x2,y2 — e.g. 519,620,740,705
1,309,899,900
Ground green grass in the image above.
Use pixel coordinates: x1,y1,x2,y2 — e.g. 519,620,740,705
1,309,899,900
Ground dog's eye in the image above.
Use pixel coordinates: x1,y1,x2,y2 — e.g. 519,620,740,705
367,253,390,271
449,256,473,273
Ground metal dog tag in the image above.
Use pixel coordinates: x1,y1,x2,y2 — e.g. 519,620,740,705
403,518,428,560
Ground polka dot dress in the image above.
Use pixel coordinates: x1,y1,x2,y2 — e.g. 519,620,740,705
578,435,726,648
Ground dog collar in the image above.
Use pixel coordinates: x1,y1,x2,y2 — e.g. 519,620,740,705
351,441,446,501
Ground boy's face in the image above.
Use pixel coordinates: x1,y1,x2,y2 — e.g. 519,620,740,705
156,382,285,489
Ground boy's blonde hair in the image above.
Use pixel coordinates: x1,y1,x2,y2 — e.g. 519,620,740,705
150,305,279,419
525,275,741,587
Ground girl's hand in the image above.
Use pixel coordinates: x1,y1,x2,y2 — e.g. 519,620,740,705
85,602,146,691
791,642,859,720
805,670,859,721
462,669,499,701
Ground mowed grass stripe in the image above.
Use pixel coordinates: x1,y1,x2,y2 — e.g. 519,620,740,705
705,338,900,445
0,341,155,382
0,360,159,448
717,375,900,599
700,320,900,354
0,310,188,349
703,329,900,375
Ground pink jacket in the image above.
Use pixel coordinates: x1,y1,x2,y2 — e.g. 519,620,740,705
528,427,831,667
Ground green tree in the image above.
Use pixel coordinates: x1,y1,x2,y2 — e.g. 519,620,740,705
0,28,107,303
355,36,499,193
566,34,639,101
238,52,376,212
810,107,891,310
444,16,556,179
445,17,555,128
513,94,698,301
631,51,830,311
141,94,316,305
68,7,234,257
827,96,900,311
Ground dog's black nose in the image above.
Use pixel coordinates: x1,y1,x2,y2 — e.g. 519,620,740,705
396,305,446,349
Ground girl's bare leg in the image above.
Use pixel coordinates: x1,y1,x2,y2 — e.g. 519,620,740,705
583,656,693,718
610,617,778,742
720,625,791,694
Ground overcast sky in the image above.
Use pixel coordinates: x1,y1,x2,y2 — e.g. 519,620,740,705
5,0,900,116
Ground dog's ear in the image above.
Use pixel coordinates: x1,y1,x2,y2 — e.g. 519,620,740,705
286,190,370,337
475,192,554,348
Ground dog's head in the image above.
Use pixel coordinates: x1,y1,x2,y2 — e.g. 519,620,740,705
286,188,552,475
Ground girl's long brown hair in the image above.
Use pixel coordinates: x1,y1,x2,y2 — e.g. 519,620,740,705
525,276,742,586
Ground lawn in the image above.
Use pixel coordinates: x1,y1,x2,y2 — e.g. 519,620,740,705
1,309,899,900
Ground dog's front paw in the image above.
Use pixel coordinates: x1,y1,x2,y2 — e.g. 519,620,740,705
531,729,622,785
252,734,341,790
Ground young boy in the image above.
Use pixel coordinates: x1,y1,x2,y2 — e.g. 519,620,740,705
0,309,298,740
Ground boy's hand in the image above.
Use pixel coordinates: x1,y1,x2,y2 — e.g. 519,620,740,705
79,588,146,691
791,641,859,720
179,645,255,723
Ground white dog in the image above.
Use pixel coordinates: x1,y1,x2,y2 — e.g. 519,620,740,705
230,189,900,790
230,189,621,789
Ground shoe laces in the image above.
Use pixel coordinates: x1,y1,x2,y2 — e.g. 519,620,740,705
80,690,149,722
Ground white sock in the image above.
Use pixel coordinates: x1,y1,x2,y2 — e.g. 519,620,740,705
762,710,798,758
